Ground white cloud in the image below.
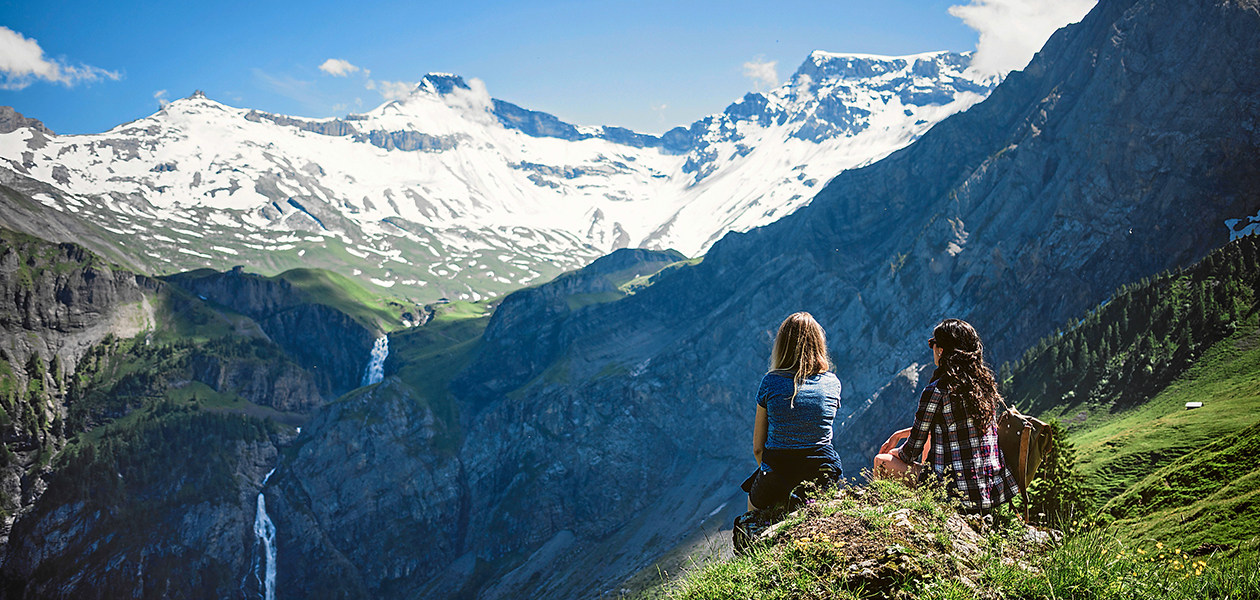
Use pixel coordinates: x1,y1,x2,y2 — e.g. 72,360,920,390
366,79,417,101
0,26,121,90
154,89,169,107
446,77,494,116
743,57,778,91
318,58,362,77
949,0,1097,77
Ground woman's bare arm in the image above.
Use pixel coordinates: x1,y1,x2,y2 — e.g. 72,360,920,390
879,428,913,454
753,405,768,465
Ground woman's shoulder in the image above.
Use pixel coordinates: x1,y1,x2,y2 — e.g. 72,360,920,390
805,371,842,391
761,370,794,386
807,370,839,383
923,376,949,398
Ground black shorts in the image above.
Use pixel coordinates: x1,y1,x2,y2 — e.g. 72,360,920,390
741,453,841,509
742,466,790,509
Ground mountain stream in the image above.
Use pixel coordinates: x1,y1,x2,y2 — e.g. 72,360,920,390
362,335,389,386
251,468,278,600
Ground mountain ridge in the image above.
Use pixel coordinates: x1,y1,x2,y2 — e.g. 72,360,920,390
0,49,996,304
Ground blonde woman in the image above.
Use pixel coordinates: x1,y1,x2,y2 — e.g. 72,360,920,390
740,312,843,510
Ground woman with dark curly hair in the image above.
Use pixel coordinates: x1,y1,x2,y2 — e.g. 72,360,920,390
877,318,1018,513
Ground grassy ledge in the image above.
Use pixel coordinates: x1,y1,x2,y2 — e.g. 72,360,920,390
658,479,1260,600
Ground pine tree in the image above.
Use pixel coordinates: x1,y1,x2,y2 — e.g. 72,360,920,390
1025,420,1092,528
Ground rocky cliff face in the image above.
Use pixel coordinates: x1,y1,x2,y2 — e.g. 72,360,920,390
464,248,686,400
187,352,323,413
268,0,1260,598
0,231,159,376
163,269,377,398
0,421,282,599
269,378,464,599
0,229,164,561
0,109,50,137
0,232,360,597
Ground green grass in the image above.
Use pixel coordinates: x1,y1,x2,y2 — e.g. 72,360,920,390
427,299,492,323
0,359,15,397
152,286,249,342
275,267,404,332
0,226,115,290
1098,418,1260,553
620,256,702,294
1065,314,1260,509
663,480,1260,600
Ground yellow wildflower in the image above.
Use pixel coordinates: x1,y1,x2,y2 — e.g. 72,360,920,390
1156,542,1164,550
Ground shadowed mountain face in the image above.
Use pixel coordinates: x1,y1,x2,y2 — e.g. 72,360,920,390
269,0,1260,598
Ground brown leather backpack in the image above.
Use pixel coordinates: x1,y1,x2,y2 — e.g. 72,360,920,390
996,404,1054,520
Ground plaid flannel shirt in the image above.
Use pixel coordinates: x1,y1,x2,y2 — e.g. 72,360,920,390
897,374,1018,512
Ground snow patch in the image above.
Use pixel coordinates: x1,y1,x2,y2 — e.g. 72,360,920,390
178,247,213,259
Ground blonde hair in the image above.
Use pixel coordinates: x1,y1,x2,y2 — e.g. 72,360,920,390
769,312,832,407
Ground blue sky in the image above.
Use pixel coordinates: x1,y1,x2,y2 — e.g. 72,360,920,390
0,0,1095,136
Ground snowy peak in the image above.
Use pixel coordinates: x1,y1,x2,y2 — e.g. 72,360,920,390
0,47,999,303
797,50,963,80
419,73,472,95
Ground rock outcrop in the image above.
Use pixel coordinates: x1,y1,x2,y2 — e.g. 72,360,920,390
0,108,51,137
0,230,159,376
163,269,377,398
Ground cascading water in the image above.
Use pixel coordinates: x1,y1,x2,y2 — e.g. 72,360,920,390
362,335,388,386
250,468,277,600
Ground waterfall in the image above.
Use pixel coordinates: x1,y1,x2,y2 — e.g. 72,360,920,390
250,468,277,600
362,335,388,386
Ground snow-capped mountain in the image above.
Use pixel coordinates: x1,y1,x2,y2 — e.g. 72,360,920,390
0,50,996,302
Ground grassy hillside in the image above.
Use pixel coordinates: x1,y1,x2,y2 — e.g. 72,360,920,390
661,480,1260,600
274,267,413,332
165,265,419,334
997,237,1260,554
1002,236,1260,425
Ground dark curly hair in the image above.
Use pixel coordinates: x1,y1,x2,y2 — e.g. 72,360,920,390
933,318,1002,425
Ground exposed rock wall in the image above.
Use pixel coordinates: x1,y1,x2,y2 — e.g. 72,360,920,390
187,353,323,412
0,234,159,376
165,270,376,398
0,435,279,599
